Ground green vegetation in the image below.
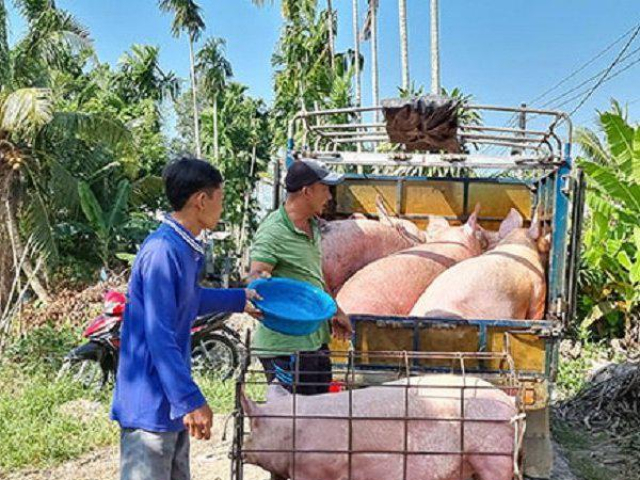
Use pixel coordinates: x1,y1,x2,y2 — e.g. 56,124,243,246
0,324,256,474
576,101,640,342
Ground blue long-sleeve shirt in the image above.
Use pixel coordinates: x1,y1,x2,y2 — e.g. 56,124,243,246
111,217,246,432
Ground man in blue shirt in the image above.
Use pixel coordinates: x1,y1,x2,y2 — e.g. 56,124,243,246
111,158,258,480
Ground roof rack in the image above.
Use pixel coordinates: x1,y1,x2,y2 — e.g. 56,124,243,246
287,103,572,170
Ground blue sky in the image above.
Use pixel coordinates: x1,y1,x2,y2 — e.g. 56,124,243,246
6,0,640,133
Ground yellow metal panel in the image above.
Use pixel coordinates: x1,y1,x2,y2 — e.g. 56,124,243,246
403,182,465,217
468,183,532,220
418,325,479,369
486,329,546,372
335,180,533,226
335,181,396,216
354,323,414,365
342,322,547,374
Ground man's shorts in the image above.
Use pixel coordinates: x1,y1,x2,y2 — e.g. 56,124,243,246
259,344,332,395
120,428,190,480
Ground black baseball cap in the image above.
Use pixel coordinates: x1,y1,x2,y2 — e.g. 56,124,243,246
285,159,345,192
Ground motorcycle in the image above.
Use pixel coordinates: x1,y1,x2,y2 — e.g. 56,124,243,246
57,290,245,389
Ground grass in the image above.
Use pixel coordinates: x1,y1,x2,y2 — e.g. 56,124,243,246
0,325,256,475
0,363,117,473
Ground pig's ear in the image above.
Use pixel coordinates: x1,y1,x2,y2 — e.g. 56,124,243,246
463,204,480,236
266,383,290,402
527,208,542,240
375,195,393,226
498,209,523,238
395,222,425,244
426,216,449,235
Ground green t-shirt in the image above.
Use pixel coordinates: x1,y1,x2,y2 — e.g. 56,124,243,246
250,205,331,356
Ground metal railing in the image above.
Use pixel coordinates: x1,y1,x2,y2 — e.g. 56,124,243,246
287,103,572,170
231,339,527,480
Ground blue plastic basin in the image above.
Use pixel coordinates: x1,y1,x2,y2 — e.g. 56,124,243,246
248,278,337,336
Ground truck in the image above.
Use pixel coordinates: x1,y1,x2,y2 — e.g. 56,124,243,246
235,99,585,480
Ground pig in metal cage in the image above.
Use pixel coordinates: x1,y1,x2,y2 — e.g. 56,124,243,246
230,333,527,480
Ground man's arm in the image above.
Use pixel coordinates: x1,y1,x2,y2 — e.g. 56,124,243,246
198,288,246,316
141,245,207,420
246,260,275,283
332,305,353,341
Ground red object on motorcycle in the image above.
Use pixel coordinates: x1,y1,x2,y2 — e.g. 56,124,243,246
83,290,126,338
104,290,126,316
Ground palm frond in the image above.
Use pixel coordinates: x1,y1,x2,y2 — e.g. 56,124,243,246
46,111,132,149
48,157,80,213
13,0,55,22
22,183,59,262
13,8,92,79
575,127,610,165
158,0,206,40
0,87,53,135
196,37,233,98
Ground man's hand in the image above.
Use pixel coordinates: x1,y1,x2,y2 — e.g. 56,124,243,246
246,269,272,283
331,310,353,341
183,404,213,440
244,288,263,319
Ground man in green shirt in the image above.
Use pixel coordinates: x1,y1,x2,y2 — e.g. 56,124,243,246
248,158,352,395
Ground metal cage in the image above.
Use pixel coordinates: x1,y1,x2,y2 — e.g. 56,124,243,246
231,335,527,480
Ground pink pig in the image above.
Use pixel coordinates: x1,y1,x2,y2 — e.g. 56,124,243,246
336,208,484,316
410,209,550,320
321,216,424,297
240,374,519,480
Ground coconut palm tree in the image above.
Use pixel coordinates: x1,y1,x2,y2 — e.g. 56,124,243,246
158,0,205,157
11,0,92,87
196,37,232,162
0,2,131,308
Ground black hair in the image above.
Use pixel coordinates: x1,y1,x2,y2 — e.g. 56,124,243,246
163,157,224,211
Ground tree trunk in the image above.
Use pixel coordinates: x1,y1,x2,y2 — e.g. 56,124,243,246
189,38,202,158
352,0,361,107
398,0,410,90
0,168,49,310
430,0,441,95
238,144,257,256
0,0,11,88
5,194,50,304
326,0,335,71
370,0,379,121
0,168,14,311
213,96,219,162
